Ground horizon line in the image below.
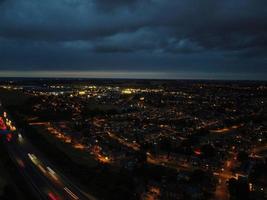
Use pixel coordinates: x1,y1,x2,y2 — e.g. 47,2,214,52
0,70,266,81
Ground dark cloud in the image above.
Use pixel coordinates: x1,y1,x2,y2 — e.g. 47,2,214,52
0,0,266,79
95,0,142,10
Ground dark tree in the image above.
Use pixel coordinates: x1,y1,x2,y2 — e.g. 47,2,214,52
237,151,249,163
228,178,250,200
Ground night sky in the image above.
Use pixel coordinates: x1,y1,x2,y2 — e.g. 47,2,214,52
0,0,266,79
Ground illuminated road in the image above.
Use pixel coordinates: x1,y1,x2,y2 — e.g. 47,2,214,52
107,131,140,151
213,159,234,200
210,124,243,134
214,142,267,200
1,113,96,200
147,154,191,171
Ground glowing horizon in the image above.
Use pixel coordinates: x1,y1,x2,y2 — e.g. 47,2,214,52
0,70,265,80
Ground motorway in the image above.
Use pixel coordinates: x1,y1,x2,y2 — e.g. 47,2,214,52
1,112,96,200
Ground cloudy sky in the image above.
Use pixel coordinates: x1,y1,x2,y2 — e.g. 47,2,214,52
0,0,266,79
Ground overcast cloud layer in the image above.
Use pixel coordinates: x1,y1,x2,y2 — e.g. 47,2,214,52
0,0,266,79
